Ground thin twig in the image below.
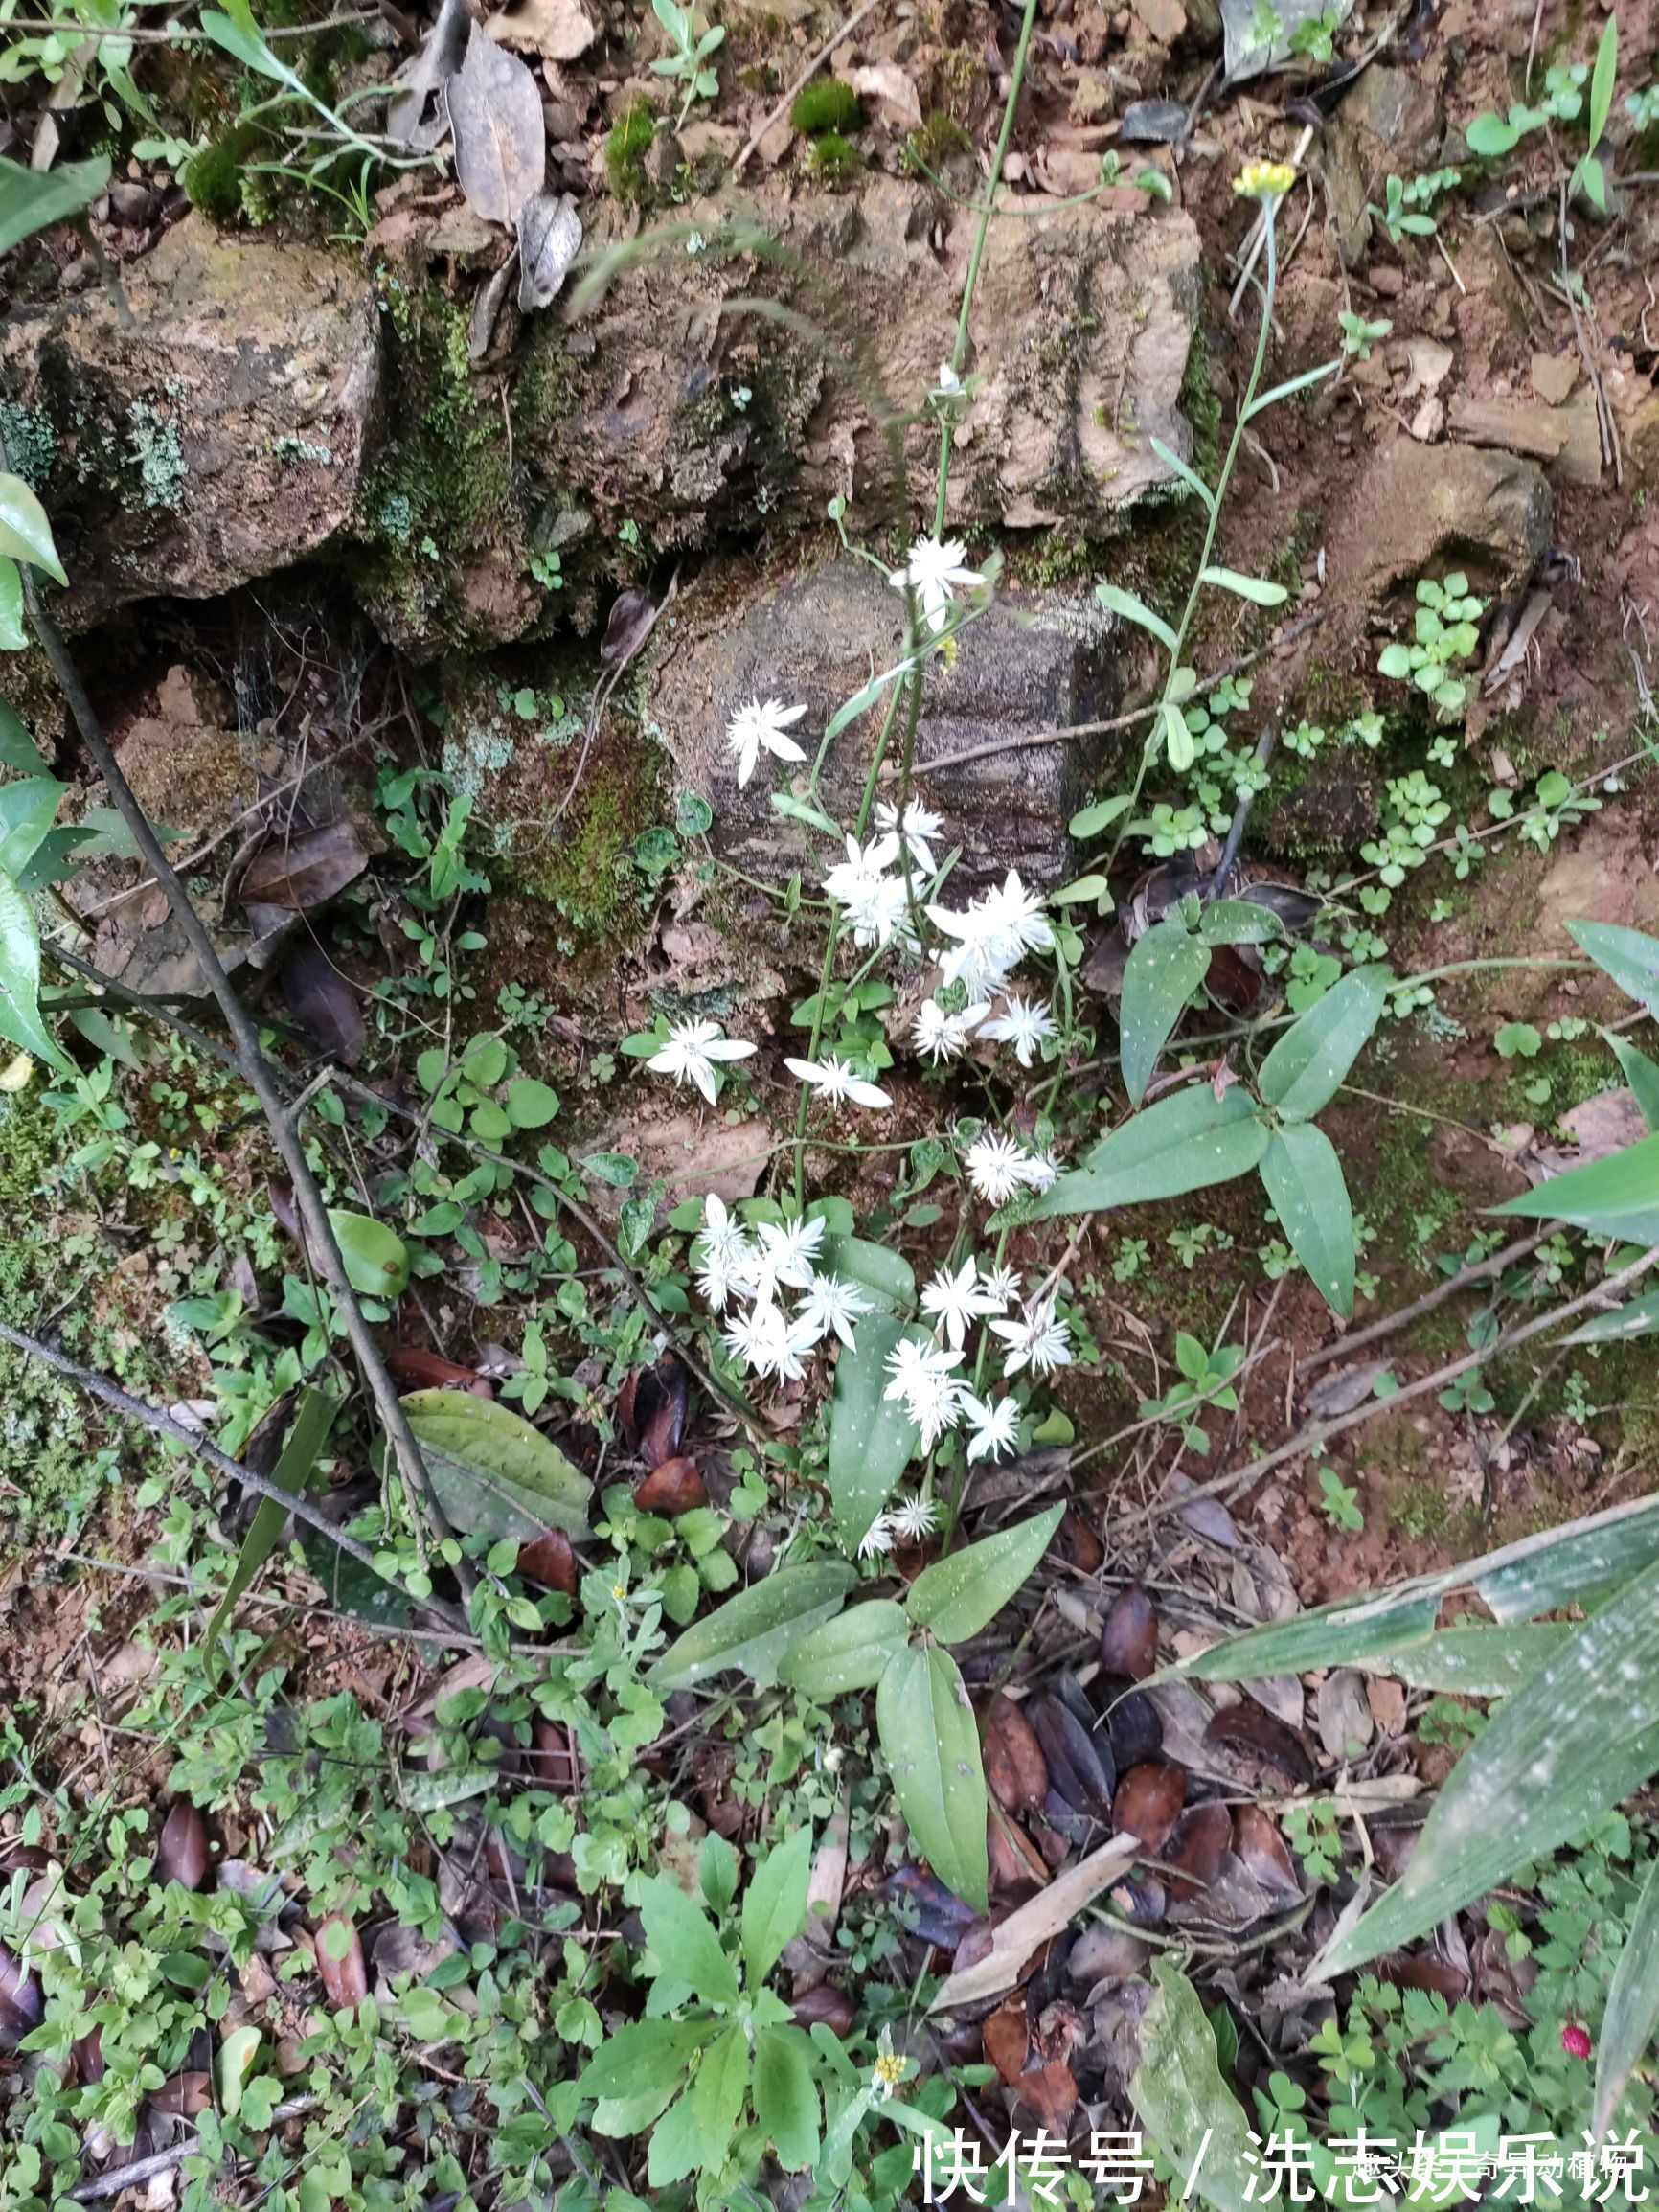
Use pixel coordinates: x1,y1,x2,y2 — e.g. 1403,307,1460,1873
1298,1229,1552,1372
69,2098,321,2202
731,0,887,174
11,553,455,1563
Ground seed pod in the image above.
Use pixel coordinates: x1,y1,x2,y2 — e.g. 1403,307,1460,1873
1100,1585,1158,1680
1029,1695,1114,1817
633,1456,707,1515
156,1800,209,1892
792,1983,855,2037
1111,1760,1185,1851
980,1694,1049,1814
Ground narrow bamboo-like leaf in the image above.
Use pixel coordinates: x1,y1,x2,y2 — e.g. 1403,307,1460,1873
1595,1849,1659,2135
0,869,63,1066
1130,1960,1261,2212
876,1643,988,1909
0,473,66,587
904,1505,1064,1645
1149,434,1216,512
1258,1123,1354,1317
1474,1497,1659,1621
0,558,23,652
824,656,909,743
1029,1085,1267,1220
1370,1622,1571,1697
1171,1593,1443,1684
1588,11,1618,151
770,790,840,837
828,1313,922,1549
1245,358,1339,419
1097,582,1178,652
778,1600,910,1695
1256,966,1389,1121
1199,565,1289,607
1119,920,1211,1106
648,1562,856,1690
205,1386,338,1659
1609,1038,1659,1131
1493,1129,1659,1242
0,151,111,257
1319,1558,1659,1977
1565,1291,1659,1345
1567,920,1659,1015
399,1389,591,1540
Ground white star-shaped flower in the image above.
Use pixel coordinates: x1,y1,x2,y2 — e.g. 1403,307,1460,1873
822,835,914,950
989,1298,1073,1380
785,1055,892,1110
858,1513,896,1559
889,1491,938,1541
871,799,943,877
882,1337,966,1449
964,1129,1028,1205
963,1393,1021,1463
982,992,1057,1069
723,1298,813,1382
1016,1147,1061,1194
795,1271,871,1350
751,1214,826,1294
927,871,1054,996
979,1263,1023,1309
920,1255,1004,1352
647,1018,757,1106
725,696,807,788
913,997,989,1066
887,534,985,638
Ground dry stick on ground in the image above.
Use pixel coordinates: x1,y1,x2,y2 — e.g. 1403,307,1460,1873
69,2098,322,2204
1299,1227,1553,1373
0,1319,467,1631
1108,1242,1659,1537
13,562,456,1564
731,0,888,174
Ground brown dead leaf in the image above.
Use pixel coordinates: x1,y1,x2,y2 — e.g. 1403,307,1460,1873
0,1947,42,2052
447,27,546,228
981,1694,1050,1814
280,943,366,1064
634,1457,708,1515
1111,1761,1185,1850
239,820,367,912
518,1529,578,1593
987,1801,1049,1895
930,1834,1140,2012
984,1998,1031,2084
1233,1805,1301,1899
1100,1585,1158,1680
792,1983,855,2036
488,0,596,57
151,2070,212,2116
1016,2059,1079,2135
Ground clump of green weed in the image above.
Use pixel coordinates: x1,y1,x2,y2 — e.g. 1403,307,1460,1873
604,98,658,203
181,123,263,222
790,75,860,135
902,110,972,175
808,130,860,187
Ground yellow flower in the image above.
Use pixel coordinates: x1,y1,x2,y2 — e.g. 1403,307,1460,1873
611,1582,627,1602
872,2049,906,2092
1235,159,1298,201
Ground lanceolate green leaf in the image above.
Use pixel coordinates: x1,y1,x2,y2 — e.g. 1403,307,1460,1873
0,775,63,880
1565,1291,1659,1345
1258,1123,1355,1317
828,1313,922,1549
1029,1084,1267,1220
1608,1038,1659,1131
398,1389,591,1541
876,1644,988,1910
1129,1960,1262,2212
904,1505,1063,1645
578,2018,711,2135
740,1825,812,1988
816,1234,914,1310
0,471,67,585
1571,921,1659,1016
1493,1129,1659,1243
753,2024,820,2169
1256,965,1389,1121
1119,919,1211,1106
1171,1592,1443,1684
1149,434,1216,512
1595,1849,1659,2135
0,151,112,257
648,1561,857,1690
0,703,47,775
205,1386,338,1659
0,868,64,1066
1588,11,1618,151
1096,581,1178,652
1372,1622,1571,1698
640,1875,739,2010
777,1600,910,1695
0,559,23,652
648,2023,749,2187
1319,1557,1659,1977
1199,566,1289,607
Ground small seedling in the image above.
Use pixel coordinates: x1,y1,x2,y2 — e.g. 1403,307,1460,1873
649,0,724,125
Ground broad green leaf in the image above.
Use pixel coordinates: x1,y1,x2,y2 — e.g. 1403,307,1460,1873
0,775,62,879
1256,965,1388,1121
1566,1291,1659,1345
1596,1850,1659,2135
1096,582,1177,652
0,869,64,1066
1319,1558,1659,1977
876,1644,988,1910
328,1210,409,1301
753,2024,820,2170
504,1077,559,1129
69,1006,142,1071
816,1233,914,1310
399,1389,591,1540
1588,11,1618,150
0,151,111,257
648,2024,749,2186
205,1386,338,1658
0,559,23,651
579,2018,710,2133
1473,1496,1659,1621
0,472,66,586
1119,918,1211,1106
828,1313,922,1549
1029,1084,1267,1220
1130,1961,1261,2212
14,822,93,895
216,2025,262,2119
648,1561,857,1691
700,1832,738,1914
1493,1129,1659,1242
640,1875,739,2009
1199,899,1283,946
0,703,46,775
1568,920,1659,1015
1149,433,1216,512
580,1149,638,1188
777,1600,910,1695
905,1505,1063,1645
741,1825,812,1988
1373,1622,1571,1698
1161,697,1194,771
1069,794,1133,840
1609,1038,1659,1131
1466,107,1523,155
1258,1123,1354,1317
1199,565,1288,607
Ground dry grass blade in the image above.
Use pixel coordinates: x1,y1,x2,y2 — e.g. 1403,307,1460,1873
929,1832,1139,2012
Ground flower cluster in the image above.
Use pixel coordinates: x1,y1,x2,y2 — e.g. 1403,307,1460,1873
695,1198,874,1383
878,1254,1072,1472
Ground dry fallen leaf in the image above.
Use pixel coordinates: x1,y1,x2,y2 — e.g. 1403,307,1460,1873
488,0,596,58
517,191,582,310
239,819,367,912
387,0,470,149
846,62,921,128
930,1832,1139,2012
448,28,547,229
